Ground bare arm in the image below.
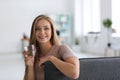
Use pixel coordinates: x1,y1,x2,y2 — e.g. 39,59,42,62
49,56,80,79
24,66,35,80
23,51,35,80
39,56,80,79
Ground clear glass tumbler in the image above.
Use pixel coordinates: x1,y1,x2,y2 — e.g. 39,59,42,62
24,44,35,56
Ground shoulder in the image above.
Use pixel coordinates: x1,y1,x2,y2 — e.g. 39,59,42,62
53,44,72,53
58,44,71,50
53,44,69,50
54,44,72,55
60,44,73,52
57,44,77,59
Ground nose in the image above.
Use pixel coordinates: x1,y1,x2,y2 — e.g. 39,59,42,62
40,29,45,35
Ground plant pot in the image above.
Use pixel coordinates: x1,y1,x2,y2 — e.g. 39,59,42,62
107,43,111,47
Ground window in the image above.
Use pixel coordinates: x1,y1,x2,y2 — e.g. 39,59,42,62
112,0,120,37
83,0,100,35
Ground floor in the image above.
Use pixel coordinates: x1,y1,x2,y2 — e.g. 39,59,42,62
0,53,25,80
0,52,103,80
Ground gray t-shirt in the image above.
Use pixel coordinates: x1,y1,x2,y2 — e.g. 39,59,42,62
35,44,77,80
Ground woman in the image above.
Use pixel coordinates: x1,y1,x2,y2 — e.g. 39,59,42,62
23,15,80,80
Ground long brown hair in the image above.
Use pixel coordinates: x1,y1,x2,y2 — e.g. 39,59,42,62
29,15,60,49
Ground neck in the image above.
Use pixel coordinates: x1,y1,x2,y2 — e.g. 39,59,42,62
39,43,53,55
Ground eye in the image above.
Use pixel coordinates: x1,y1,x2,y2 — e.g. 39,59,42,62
45,27,49,30
35,28,41,31
44,26,50,30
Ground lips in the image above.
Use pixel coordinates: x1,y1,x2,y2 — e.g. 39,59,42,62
38,36,47,40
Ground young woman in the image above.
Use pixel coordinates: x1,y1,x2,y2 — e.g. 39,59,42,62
23,15,80,80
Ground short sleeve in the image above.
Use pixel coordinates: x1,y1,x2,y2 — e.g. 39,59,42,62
59,45,77,60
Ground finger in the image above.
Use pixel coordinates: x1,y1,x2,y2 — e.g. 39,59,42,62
25,54,28,58
24,57,31,64
38,59,44,67
38,60,42,67
24,59,26,62
23,50,27,54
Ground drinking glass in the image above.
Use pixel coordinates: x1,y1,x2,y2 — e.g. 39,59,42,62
24,44,35,56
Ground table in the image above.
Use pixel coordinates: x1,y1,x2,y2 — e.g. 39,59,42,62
104,45,120,56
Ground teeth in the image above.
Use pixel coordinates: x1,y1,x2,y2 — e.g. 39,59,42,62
39,36,46,39
39,36,43,38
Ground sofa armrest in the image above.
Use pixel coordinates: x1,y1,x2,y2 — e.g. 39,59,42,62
44,61,74,80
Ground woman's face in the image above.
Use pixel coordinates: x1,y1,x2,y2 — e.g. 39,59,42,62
35,19,52,44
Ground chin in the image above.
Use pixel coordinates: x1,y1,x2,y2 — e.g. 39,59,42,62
37,38,50,44
39,40,49,44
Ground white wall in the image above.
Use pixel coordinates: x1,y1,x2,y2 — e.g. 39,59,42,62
0,0,74,53
74,0,112,54
99,0,112,53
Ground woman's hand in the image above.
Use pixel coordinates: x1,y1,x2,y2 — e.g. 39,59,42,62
23,51,35,67
38,56,51,68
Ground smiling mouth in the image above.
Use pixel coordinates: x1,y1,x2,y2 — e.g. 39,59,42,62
38,36,47,40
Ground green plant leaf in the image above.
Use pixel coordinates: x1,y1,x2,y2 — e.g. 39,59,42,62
103,18,112,28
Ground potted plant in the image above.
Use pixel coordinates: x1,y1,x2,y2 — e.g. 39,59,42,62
103,18,112,28
103,18,112,47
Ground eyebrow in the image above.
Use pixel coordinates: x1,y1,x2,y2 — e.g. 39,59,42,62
36,25,50,28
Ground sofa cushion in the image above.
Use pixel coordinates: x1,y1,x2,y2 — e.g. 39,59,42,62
79,57,120,80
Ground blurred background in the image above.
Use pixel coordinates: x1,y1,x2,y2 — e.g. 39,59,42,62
0,0,120,80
